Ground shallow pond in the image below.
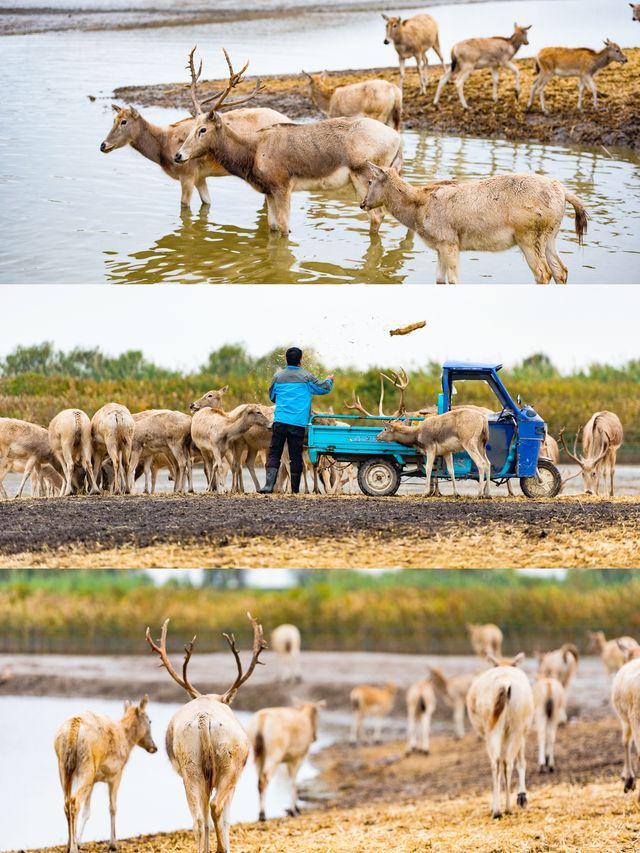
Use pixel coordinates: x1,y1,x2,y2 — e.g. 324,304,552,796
0,695,329,850
0,0,638,283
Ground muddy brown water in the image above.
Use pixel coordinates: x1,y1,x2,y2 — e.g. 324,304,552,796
0,492,637,555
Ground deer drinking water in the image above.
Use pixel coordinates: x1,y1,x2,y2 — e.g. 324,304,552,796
54,697,157,853
559,411,623,495
146,614,266,853
375,407,491,496
174,48,403,237
527,41,628,113
302,71,402,130
434,24,531,109
382,13,444,93
361,164,588,284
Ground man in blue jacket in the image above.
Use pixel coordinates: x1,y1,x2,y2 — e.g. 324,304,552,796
259,347,334,494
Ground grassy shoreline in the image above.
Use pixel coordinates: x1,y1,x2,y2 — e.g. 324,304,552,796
115,50,640,152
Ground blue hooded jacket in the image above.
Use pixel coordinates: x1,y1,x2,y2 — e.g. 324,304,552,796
269,366,333,427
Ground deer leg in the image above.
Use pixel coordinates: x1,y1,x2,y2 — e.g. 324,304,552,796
406,706,416,753
180,175,196,207
107,777,121,850
433,67,452,105
443,452,458,497
516,742,528,808
349,710,362,745
538,79,548,113
437,242,459,284
15,456,37,498
418,54,429,94
453,699,465,739
196,179,211,206
81,436,100,494
545,236,568,284
621,719,636,790
454,70,472,109
586,75,598,108
490,755,502,818
424,450,436,496
506,61,520,100
398,56,406,90
435,248,447,284
420,707,431,753
285,758,303,816
268,189,291,236
211,766,240,853
60,446,75,497
519,241,553,284
577,78,585,111
491,69,499,102
503,759,513,814
374,714,384,744
526,75,540,110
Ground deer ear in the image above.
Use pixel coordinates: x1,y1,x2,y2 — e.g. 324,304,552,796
381,13,388,20
124,699,132,710
366,160,386,178
112,103,122,113
139,694,149,710
525,24,532,30
486,654,499,667
512,652,526,667
220,384,229,394
315,699,327,708
129,106,140,119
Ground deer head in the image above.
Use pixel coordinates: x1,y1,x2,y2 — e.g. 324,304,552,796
558,426,609,494
382,15,402,44
100,105,141,153
190,386,229,413
602,40,628,64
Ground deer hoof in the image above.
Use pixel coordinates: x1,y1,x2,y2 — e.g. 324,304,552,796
492,811,503,820
259,811,266,822
624,777,636,793
517,792,527,808
538,764,546,774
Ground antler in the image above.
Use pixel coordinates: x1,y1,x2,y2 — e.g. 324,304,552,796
187,46,203,116
380,368,409,416
220,612,266,705
200,48,262,113
146,619,200,700
558,426,584,467
344,392,373,418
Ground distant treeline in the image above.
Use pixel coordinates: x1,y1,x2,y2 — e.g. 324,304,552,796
1,569,639,655
1,344,639,459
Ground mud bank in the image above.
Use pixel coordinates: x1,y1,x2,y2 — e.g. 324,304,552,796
115,50,640,151
0,494,638,568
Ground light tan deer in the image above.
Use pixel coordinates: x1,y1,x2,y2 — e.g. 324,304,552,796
382,13,444,93
146,614,266,853
130,410,193,493
466,653,533,818
587,631,639,674
189,387,230,414
175,48,403,237
540,433,560,463
428,666,476,738
406,679,436,754
270,624,302,683
559,411,623,495
54,697,157,853
468,623,503,658
612,647,640,797
102,99,289,207
527,41,628,113
48,409,100,497
247,700,325,821
532,676,565,773
91,403,135,494
361,164,588,284
0,418,63,498
349,683,397,744
537,643,579,690
375,408,491,497
302,71,402,130
632,4,640,21
434,24,531,108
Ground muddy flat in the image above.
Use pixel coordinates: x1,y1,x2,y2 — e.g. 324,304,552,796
1,493,638,568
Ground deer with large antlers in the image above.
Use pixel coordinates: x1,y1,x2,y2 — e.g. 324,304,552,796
146,614,266,853
559,411,623,495
175,48,403,236
101,49,288,208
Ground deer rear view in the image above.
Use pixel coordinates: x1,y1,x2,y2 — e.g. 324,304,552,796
146,613,266,853
349,682,397,744
54,697,157,853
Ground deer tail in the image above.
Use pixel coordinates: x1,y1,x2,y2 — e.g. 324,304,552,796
545,697,554,720
490,685,510,728
565,191,588,246
62,717,81,801
197,714,215,793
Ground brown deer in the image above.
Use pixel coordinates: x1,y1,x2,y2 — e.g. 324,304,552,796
361,164,588,284
527,41,628,113
302,71,402,129
350,683,397,744
146,614,266,853
559,411,623,495
375,408,491,497
54,697,157,853
175,48,403,237
632,4,640,21
428,666,476,738
382,13,444,93
247,700,325,821
434,24,531,108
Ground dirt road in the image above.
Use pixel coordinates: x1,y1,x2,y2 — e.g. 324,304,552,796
0,493,638,568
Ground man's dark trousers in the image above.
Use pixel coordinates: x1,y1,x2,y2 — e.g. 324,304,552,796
267,422,306,477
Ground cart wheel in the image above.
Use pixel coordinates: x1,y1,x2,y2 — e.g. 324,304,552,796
358,457,401,497
520,458,562,499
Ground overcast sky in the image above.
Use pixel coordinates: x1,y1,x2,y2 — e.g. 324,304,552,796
3,286,638,374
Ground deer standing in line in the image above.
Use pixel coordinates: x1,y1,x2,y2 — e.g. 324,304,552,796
146,614,266,853
382,13,444,93
302,72,402,130
349,683,397,744
434,24,531,108
532,676,565,773
270,624,302,683
54,697,157,853
527,41,628,113
375,408,491,497
361,164,588,284
48,409,100,497
247,700,325,821
406,678,436,754
91,403,135,494
174,48,403,237
466,653,534,818
128,410,193,493
559,411,623,495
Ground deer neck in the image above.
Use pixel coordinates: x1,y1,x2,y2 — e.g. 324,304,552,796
224,411,252,441
131,118,171,168
211,123,263,190
591,49,614,74
310,79,333,113
389,423,420,447
380,175,427,231
119,712,141,751
508,34,525,56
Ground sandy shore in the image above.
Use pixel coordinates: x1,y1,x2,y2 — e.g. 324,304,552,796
115,51,640,151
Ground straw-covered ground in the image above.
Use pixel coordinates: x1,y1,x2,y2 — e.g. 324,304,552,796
1,494,639,568
115,49,640,152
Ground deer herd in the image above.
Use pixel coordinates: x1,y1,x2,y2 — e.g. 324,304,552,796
0,368,625,498
98,10,634,282
53,617,640,852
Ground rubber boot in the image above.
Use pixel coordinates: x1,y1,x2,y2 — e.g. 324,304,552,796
259,467,279,494
291,472,302,494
